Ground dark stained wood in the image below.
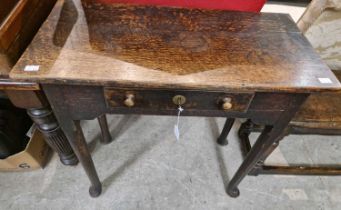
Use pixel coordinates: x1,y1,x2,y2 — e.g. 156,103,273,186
0,78,39,90
9,0,341,93
97,114,112,144
260,166,341,176
10,0,341,198
238,115,341,176
5,89,78,165
0,0,19,24
27,107,79,165
0,0,29,52
104,88,254,113
236,71,341,177
226,94,308,197
217,118,235,145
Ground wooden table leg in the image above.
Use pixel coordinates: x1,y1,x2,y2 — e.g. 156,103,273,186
5,90,78,166
227,124,285,197
27,107,78,165
238,119,254,156
227,94,309,197
97,114,113,144
217,118,235,146
45,112,102,197
74,120,102,197
43,85,102,197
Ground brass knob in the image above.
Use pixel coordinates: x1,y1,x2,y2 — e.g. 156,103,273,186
222,97,232,110
172,95,186,105
124,94,135,107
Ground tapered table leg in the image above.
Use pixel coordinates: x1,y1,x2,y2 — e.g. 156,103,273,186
227,94,309,197
217,118,235,146
238,120,253,156
97,114,113,144
227,125,278,197
43,85,102,197
74,120,102,197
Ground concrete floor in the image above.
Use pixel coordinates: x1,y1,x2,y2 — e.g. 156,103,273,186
1,116,341,210
1,2,341,210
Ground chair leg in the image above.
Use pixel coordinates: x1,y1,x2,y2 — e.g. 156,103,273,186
97,114,113,144
217,118,235,146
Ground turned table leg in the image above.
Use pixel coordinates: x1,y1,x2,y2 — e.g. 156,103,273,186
97,114,113,144
217,118,235,146
5,90,78,166
27,107,78,165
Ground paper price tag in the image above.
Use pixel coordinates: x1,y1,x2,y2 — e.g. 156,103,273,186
24,65,40,72
174,105,184,141
174,124,180,141
318,77,332,84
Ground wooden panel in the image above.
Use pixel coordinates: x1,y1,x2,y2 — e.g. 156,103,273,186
0,78,39,90
0,0,29,51
9,0,341,93
5,89,47,108
0,0,19,24
0,0,56,76
291,71,341,129
104,88,254,113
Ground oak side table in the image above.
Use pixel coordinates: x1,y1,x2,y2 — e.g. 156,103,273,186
10,0,341,197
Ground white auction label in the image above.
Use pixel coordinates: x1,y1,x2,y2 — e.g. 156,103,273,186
24,65,40,72
318,77,332,84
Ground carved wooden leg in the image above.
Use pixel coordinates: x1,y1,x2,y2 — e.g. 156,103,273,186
97,114,112,144
5,89,78,166
217,118,235,145
27,107,78,165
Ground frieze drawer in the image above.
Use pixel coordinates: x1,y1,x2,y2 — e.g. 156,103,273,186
104,88,254,113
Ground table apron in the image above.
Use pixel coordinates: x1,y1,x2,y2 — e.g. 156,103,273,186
42,85,306,125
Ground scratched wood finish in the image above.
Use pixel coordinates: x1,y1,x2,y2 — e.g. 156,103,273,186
9,0,341,92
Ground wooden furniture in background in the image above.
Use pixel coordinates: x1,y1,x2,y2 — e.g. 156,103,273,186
0,0,78,165
236,0,341,176
10,0,341,197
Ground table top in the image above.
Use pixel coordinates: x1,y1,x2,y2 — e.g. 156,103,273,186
9,0,341,92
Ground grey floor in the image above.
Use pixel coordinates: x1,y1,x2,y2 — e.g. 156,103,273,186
0,115,341,210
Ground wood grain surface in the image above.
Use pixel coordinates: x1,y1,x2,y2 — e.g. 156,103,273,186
9,0,341,92
291,71,341,129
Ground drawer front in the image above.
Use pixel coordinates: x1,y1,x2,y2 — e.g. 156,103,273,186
104,88,254,113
